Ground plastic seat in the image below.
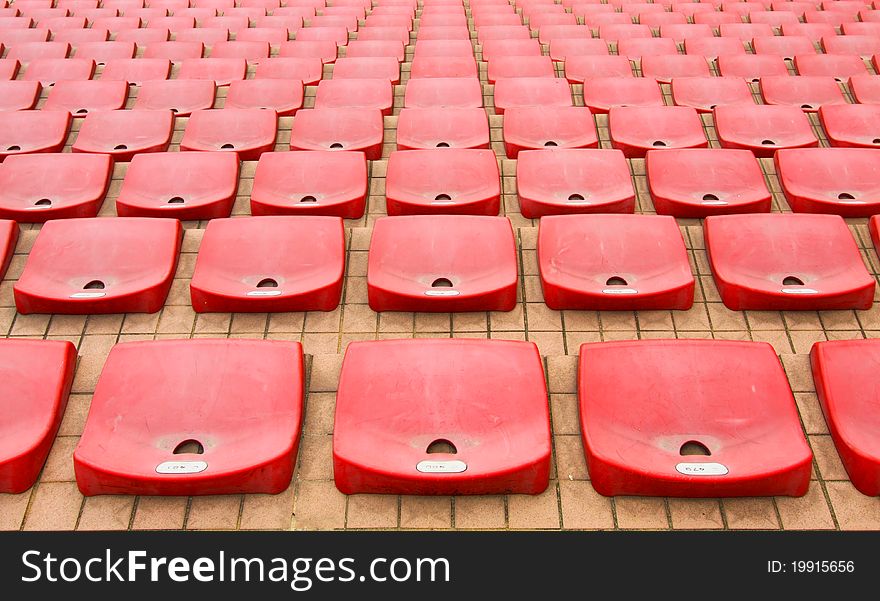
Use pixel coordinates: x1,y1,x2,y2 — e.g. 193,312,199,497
493,77,572,114
74,338,304,496
502,106,598,158
289,108,383,160
354,25,407,44
516,148,634,218
608,106,707,158
178,58,246,85
0,340,76,494
720,22,775,40
250,150,366,218
795,53,869,80
486,55,555,83
190,215,343,312
6,41,70,61
582,76,663,113
174,27,229,46
15,217,181,313
0,110,70,159
783,22,838,42
646,148,772,217
116,151,238,219
89,16,139,31
641,54,711,82
133,79,215,116
22,58,94,85
760,75,847,112
819,103,880,149
752,35,816,60
476,25,529,44
0,30,49,47
42,79,128,115
234,27,289,46
713,104,818,157
480,38,542,61
822,34,880,58
367,215,516,311
403,77,483,108
775,147,880,216
254,57,322,85
704,213,874,310
564,55,633,82
72,109,173,161
146,15,195,31
314,78,393,115
224,78,302,116
142,41,204,61
180,108,276,161
680,37,743,60
345,39,405,61
538,214,692,309
659,23,714,43
297,25,351,47
412,39,473,58
100,58,170,84
334,338,549,495
332,56,400,83
670,76,754,112
409,55,478,79
810,339,880,496
277,39,337,63
115,27,171,45
849,73,880,104
617,37,678,60
716,54,789,82
396,107,490,150
73,40,135,64
578,339,812,497
385,149,500,215
0,80,40,111
547,38,608,61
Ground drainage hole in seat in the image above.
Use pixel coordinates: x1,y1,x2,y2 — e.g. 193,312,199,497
702,193,719,201
300,195,317,203
257,278,278,288
652,140,667,147
544,140,558,147
435,193,452,201
34,198,52,206
800,104,812,110
7,145,21,151
680,440,711,456
605,276,627,286
75,108,88,114
838,192,855,200
783,275,804,286
114,144,128,150
220,143,235,149
330,142,344,149
708,104,717,109
431,277,453,288
436,141,450,148
568,193,585,201
426,439,457,454
171,108,179,113
167,196,185,204
173,439,204,455
83,280,105,290
873,138,880,144
761,139,775,146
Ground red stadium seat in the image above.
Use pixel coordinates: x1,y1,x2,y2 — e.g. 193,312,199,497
190,216,344,312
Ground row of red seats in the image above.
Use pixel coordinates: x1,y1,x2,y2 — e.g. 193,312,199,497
3,335,879,498
0,211,875,316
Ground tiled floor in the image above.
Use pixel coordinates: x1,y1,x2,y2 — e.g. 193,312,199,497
4,12,880,531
